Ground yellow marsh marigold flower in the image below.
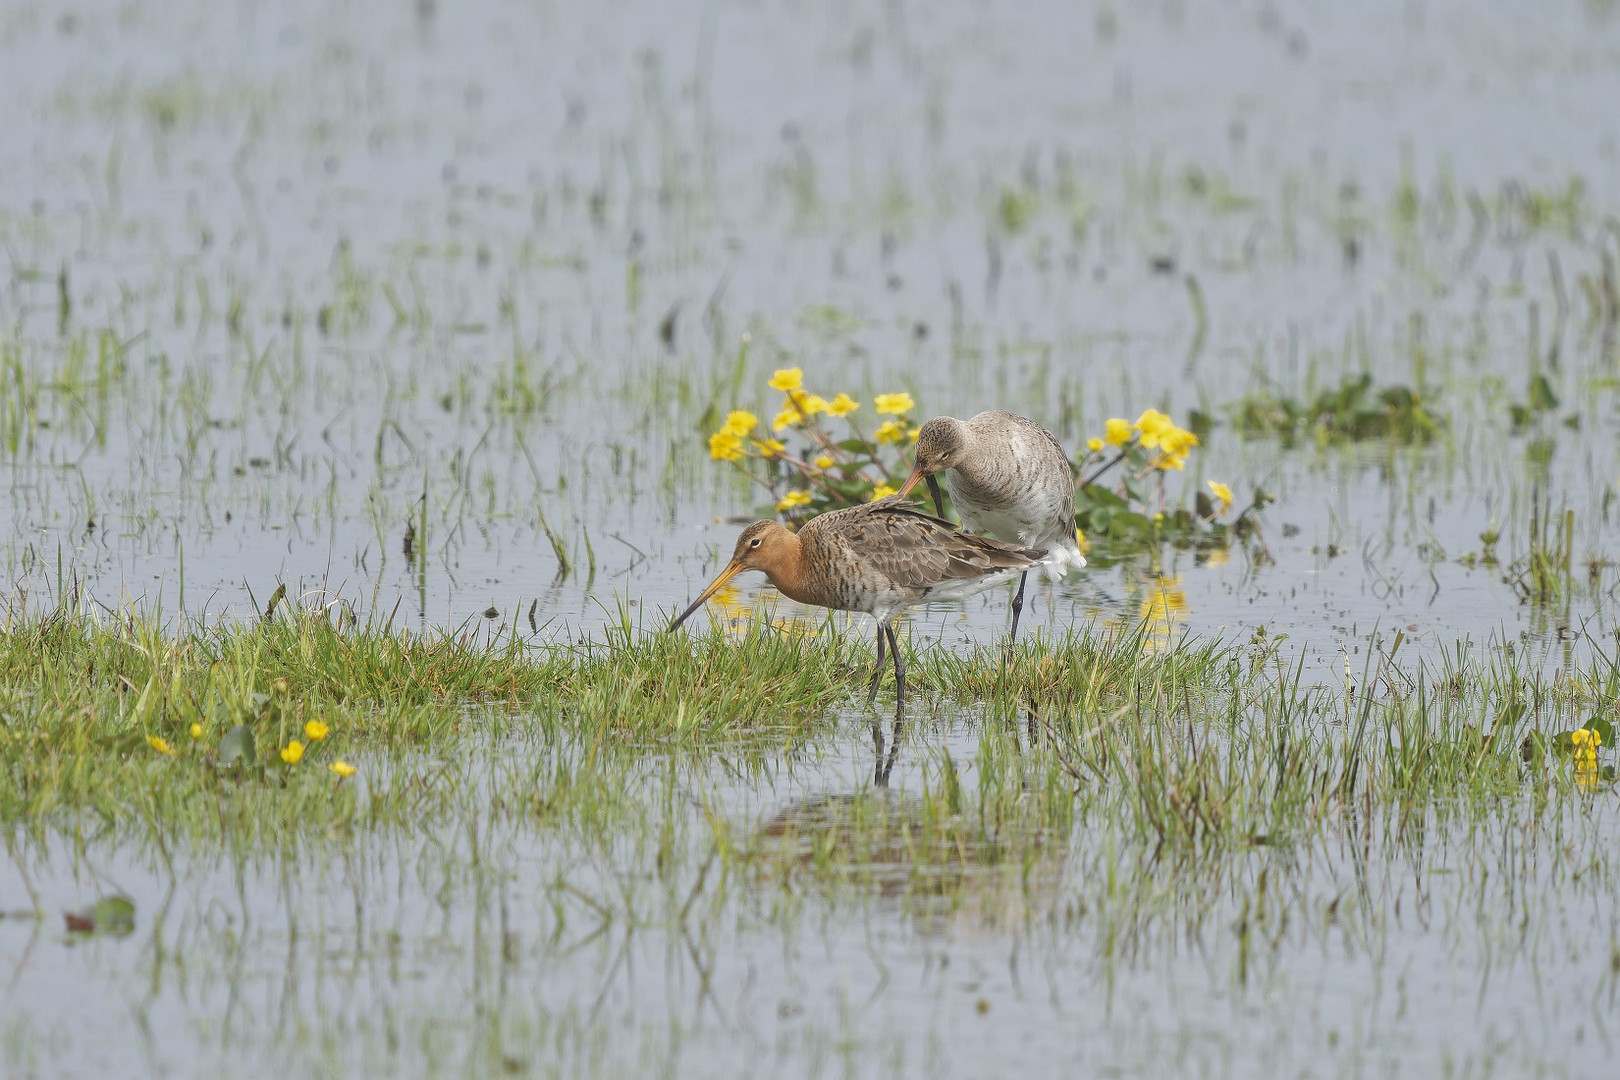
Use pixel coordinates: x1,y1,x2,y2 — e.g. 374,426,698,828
1154,427,1200,471
908,426,921,443
1207,481,1233,511
280,740,305,765
870,483,898,500
722,410,759,437
1135,409,1175,448
798,393,829,416
814,454,835,470
709,431,745,461
754,437,787,458
1075,528,1091,555
305,720,330,741
1104,417,1133,446
827,393,859,417
874,392,915,416
772,404,803,431
189,722,204,739
1086,436,1104,453
874,419,909,445
147,734,173,755
330,760,357,778
776,490,813,512
768,367,804,392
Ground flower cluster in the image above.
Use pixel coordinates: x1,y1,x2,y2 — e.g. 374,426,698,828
706,367,920,518
700,373,1269,560
1084,409,1200,471
147,707,356,780
1071,407,1266,561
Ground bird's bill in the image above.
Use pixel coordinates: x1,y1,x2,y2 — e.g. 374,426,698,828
896,466,947,518
668,559,747,631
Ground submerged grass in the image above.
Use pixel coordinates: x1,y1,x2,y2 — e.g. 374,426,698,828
4,597,1615,870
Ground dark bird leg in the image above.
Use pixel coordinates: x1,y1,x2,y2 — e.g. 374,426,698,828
877,716,902,785
1008,570,1030,644
887,622,906,712
868,622,888,703
871,716,902,787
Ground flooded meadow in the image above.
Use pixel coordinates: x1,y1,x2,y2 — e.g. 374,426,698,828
3,0,1620,1076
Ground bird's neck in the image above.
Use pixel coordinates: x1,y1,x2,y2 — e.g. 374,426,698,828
762,534,817,605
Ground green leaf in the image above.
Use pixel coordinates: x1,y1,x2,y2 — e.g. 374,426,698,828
1528,373,1559,412
218,724,256,768
94,895,136,935
1586,716,1614,747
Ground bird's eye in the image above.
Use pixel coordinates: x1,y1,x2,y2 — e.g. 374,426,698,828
749,537,762,549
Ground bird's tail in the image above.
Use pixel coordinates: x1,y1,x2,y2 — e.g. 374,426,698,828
1038,542,1087,581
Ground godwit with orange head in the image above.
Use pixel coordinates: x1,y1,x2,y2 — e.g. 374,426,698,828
668,495,1050,707
897,411,1086,642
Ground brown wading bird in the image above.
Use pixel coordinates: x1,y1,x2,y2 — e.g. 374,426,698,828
897,410,1087,642
668,496,1050,708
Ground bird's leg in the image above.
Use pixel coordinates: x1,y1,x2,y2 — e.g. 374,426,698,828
868,623,888,703
876,715,902,785
1007,570,1030,645
888,623,906,712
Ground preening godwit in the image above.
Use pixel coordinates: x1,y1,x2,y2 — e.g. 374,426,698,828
897,411,1086,641
668,496,1050,707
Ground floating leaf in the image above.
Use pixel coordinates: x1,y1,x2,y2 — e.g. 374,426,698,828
65,894,136,937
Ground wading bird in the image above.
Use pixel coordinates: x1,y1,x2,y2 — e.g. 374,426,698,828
668,496,1049,709
897,411,1086,641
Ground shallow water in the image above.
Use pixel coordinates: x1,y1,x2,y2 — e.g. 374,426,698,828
4,0,1620,1074
5,715,1615,1077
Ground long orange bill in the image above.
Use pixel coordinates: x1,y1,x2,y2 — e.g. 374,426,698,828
895,466,947,518
668,560,747,631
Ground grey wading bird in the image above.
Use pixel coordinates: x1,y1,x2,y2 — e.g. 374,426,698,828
897,411,1087,642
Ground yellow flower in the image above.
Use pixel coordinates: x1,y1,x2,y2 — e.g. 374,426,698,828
1075,528,1091,555
874,419,909,444
827,393,859,417
147,734,173,755
1104,417,1133,446
908,426,921,443
280,740,305,765
1135,409,1174,448
772,405,803,431
305,720,330,741
722,410,759,436
1153,426,1199,471
709,430,745,461
188,722,203,739
874,392,915,416
329,760,357,778
814,454,835,470
768,367,804,392
870,483,898,500
776,490,813,512
755,437,787,458
1207,481,1233,511
798,393,829,416
1086,436,1104,453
